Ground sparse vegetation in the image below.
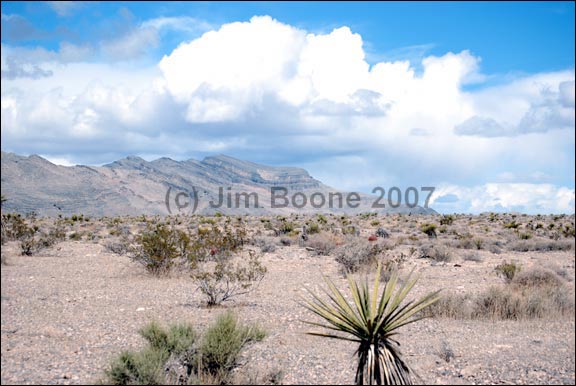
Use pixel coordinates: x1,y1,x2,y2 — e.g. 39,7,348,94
129,223,189,275
334,238,383,274
420,223,437,238
103,311,265,385
495,261,521,283
192,251,267,306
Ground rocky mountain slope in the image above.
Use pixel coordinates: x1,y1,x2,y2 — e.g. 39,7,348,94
1,152,434,216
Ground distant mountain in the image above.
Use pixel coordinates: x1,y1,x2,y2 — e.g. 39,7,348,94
1,152,435,216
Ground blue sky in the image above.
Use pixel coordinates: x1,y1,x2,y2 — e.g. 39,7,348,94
1,1,575,213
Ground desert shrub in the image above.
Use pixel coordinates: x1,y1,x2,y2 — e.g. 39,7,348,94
193,251,267,306
487,243,502,254
307,222,320,235
342,224,360,236
103,312,264,385
334,238,382,274
504,221,520,229
417,244,453,263
304,232,338,256
462,251,483,262
458,238,475,249
420,223,437,238
253,236,277,253
278,220,295,235
139,321,197,356
379,253,407,283
69,232,83,241
473,238,484,249
189,225,246,264
507,239,572,252
425,274,574,321
473,286,522,319
106,348,167,385
106,322,196,385
104,238,131,255
424,293,473,319
561,224,575,238
440,215,455,226
20,233,39,256
129,223,189,275
279,237,292,246
1,213,31,244
316,214,328,225
495,261,521,283
200,311,266,378
512,267,564,289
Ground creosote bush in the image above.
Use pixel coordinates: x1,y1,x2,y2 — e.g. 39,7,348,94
129,223,189,275
192,250,267,306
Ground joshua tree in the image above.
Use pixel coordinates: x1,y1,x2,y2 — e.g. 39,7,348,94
302,265,441,385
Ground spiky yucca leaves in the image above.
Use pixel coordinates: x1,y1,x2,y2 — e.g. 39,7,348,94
302,264,441,385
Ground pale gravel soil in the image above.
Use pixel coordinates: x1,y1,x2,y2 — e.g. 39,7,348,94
1,240,575,385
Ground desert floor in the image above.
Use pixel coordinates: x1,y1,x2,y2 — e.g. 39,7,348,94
1,213,575,384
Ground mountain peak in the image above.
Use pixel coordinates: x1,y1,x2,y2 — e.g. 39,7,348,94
104,155,148,169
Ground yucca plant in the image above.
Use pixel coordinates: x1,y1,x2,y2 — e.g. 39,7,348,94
302,264,441,385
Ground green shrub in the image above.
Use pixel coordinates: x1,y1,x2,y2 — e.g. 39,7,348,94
189,225,246,264
139,321,197,356
106,349,167,385
307,222,320,235
420,223,437,238
519,232,532,240
495,261,521,283
129,223,189,275
440,215,455,226
69,232,83,241
103,313,265,385
504,221,520,229
200,311,266,377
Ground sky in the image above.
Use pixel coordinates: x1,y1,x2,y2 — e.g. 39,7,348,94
1,1,575,214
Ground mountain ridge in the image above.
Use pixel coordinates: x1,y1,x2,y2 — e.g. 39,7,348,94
1,152,435,216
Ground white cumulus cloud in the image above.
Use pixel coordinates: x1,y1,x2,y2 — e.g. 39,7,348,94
1,15,574,213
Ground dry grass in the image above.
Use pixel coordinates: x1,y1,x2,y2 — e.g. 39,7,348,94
425,267,575,320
